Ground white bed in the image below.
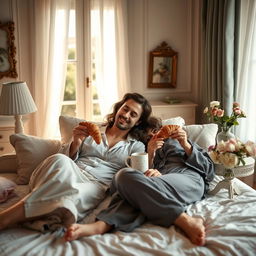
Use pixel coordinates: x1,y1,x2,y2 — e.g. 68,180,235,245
0,175,256,256
0,116,256,256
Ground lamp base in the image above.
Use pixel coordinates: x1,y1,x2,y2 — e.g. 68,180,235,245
14,115,24,133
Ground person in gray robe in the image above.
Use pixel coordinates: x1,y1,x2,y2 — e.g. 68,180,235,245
64,117,215,246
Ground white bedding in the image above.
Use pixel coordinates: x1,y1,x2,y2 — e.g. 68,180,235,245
0,174,256,256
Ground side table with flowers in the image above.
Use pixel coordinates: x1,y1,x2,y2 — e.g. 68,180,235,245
208,138,256,199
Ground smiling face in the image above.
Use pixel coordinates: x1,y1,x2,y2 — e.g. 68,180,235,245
114,99,143,131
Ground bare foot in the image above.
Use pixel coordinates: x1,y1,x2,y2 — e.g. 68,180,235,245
174,213,205,246
64,221,112,241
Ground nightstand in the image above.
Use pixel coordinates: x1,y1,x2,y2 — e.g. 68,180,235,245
0,126,14,155
150,100,198,125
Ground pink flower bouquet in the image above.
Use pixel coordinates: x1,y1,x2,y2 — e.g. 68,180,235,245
204,101,246,132
208,138,256,169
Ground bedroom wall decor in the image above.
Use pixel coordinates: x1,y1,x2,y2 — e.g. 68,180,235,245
0,21,18,79
148,41,178,89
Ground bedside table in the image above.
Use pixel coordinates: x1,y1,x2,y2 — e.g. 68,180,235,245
0,126,14,155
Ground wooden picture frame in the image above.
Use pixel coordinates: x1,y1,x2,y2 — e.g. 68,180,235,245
0,21,18,79
148,41,177,88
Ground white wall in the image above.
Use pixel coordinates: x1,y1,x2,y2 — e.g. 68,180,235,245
128,0,201,103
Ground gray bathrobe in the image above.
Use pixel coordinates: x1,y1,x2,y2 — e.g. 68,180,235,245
97,138,215,231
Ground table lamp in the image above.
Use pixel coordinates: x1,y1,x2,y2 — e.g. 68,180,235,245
0,81,37,133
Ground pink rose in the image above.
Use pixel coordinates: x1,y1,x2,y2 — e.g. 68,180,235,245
211,108,218,116
233,107,241,115
216,109,224,117
233,102,240,108
228,138,237,144
225,141,236,152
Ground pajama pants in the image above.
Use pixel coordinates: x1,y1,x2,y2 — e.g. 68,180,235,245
23,153,108,228
97,167,205,231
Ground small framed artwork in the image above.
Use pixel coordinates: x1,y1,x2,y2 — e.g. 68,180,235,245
0,21,18,79
148,41,178,88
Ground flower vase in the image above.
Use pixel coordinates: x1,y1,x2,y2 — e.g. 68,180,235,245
216,128,235,142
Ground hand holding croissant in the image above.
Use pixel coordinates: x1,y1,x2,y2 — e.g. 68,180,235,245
155,124,180,139
79,121,102,144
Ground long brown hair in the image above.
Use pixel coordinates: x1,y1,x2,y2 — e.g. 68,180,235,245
105,93,152,138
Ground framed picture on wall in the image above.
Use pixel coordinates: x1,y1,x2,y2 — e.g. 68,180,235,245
148,41,178,88
0,21,18,79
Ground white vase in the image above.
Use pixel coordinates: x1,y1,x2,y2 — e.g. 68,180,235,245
216,128,235,142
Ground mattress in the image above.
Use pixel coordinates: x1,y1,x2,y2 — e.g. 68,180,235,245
0,174,256,256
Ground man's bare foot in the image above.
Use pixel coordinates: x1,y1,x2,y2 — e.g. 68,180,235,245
64,221,112,241
174,213,205,246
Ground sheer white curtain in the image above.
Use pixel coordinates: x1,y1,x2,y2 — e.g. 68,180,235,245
91,0,131,117
236,0,256,141
30,0,71,138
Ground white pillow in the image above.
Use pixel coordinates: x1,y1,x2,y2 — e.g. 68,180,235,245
162,116,185,126
10,134,62,185
59,115,85,143
183,123,218,150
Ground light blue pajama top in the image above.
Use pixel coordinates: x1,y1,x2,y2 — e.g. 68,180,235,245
72,130,145,185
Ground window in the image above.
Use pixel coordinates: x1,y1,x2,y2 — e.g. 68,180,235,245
62,8,76,117
61,0,118,122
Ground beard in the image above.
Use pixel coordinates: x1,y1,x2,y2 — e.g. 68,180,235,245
115,115,133,130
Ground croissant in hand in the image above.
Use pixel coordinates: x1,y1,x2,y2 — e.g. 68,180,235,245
79,121,102,144
156,124,180,139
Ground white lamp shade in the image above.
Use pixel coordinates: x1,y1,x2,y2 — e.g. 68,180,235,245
0,81,37,115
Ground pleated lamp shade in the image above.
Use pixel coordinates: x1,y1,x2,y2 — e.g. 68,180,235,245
0,81,37,115
0,81,37,133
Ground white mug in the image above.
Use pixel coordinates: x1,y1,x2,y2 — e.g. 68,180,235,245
125,152,149,173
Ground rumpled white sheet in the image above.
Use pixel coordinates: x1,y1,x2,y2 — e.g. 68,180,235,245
0,175,256,256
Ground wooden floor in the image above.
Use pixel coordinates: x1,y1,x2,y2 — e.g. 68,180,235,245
237,174,256,190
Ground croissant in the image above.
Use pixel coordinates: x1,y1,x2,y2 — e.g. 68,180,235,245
79,121,102,144
156,124,180,139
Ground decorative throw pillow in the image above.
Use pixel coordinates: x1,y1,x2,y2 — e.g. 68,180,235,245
10,134,62,185
0,177,16,203
184,123,218,150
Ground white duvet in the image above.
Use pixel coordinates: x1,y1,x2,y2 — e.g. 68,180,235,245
0,175,256,256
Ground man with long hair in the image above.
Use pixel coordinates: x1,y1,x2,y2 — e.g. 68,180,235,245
0,93,152,232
